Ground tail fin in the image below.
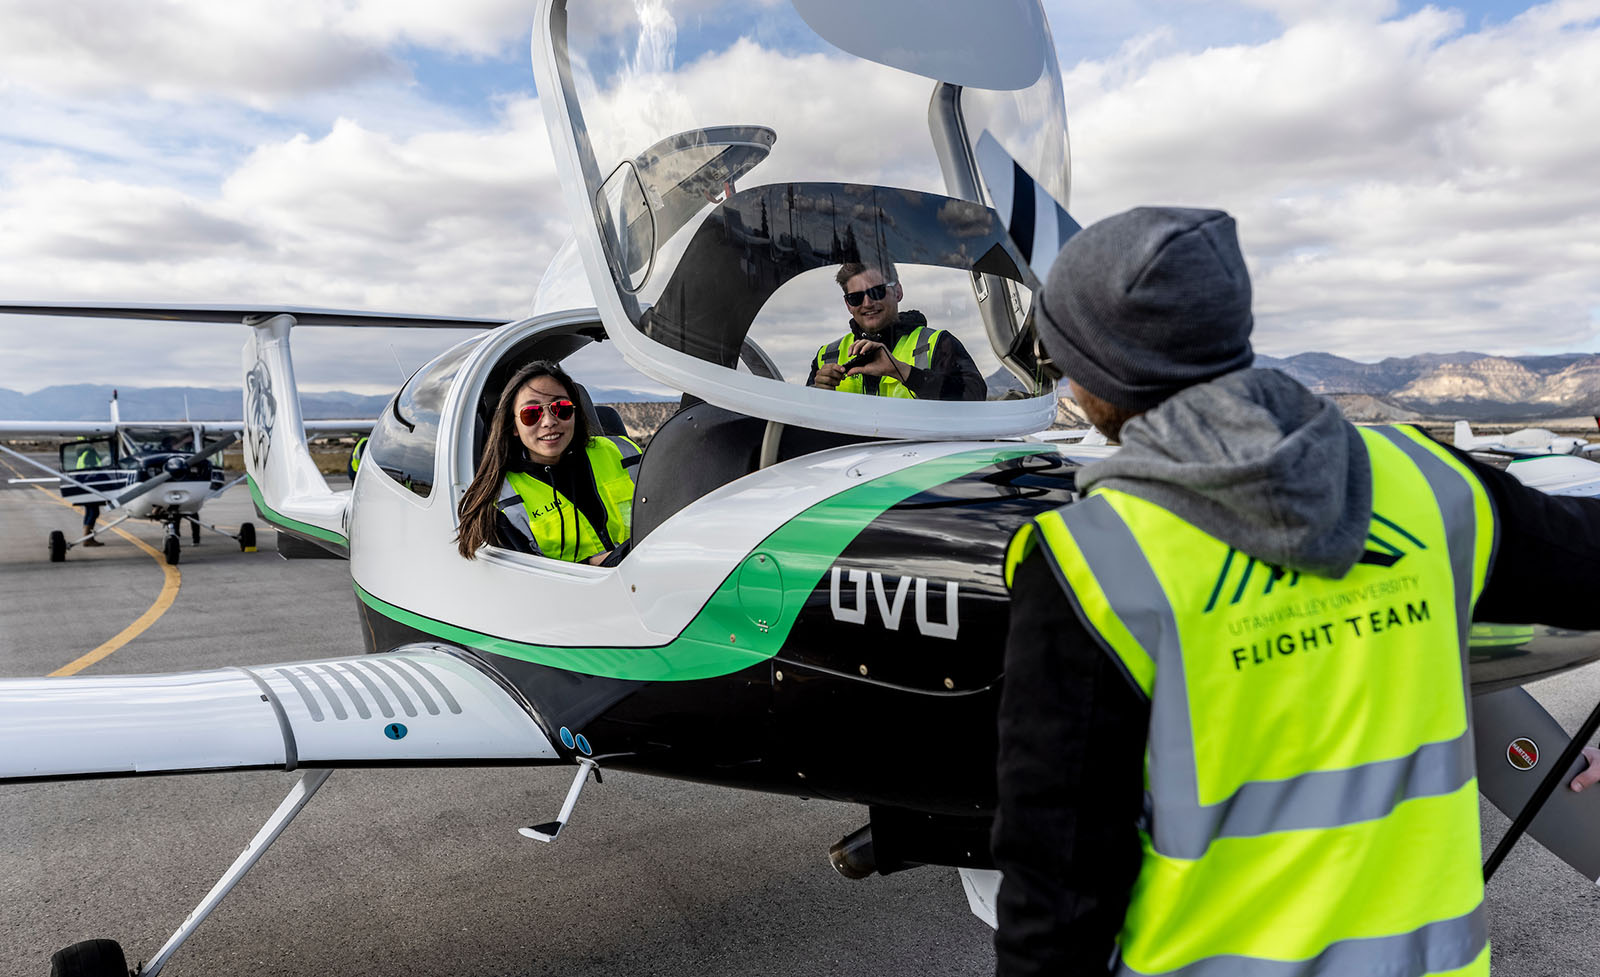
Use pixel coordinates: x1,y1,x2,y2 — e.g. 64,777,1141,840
243,315,351,554
1453,420,1474,450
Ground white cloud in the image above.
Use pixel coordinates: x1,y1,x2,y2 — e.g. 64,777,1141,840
0,0,537,104
4,0,1599,405
1057,1,1600,359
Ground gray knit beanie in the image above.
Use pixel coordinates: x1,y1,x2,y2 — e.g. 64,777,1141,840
1037,206,1254,411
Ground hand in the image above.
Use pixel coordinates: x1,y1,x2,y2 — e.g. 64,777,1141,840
1570,746,1600,792
846,339,903,381
813,363,846,390
586,550,611,566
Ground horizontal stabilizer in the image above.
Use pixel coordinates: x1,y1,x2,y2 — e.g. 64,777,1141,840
0,647,557,784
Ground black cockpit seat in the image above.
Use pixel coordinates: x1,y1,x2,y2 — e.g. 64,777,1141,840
629,402,878,544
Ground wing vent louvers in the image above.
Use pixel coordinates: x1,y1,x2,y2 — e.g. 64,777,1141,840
271,657,464,723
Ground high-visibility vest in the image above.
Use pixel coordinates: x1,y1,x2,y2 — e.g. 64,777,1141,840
350,436,368,474
1005,425,1496,977
815,325,942,398
496,437,634,562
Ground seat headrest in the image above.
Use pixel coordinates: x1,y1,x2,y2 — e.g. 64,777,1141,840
570,381,603,432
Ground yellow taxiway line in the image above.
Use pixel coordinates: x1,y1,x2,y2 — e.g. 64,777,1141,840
1,457,181,675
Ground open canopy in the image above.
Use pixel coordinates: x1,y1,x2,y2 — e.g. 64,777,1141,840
534,0,1075,439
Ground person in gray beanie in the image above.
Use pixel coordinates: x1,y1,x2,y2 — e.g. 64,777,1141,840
992,206,1600,977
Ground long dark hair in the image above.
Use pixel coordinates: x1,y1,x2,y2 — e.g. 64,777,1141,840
457,360,591,559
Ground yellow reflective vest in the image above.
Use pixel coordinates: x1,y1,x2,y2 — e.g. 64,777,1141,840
815,325,943,398
1005,425,1496,977
496,437,634,563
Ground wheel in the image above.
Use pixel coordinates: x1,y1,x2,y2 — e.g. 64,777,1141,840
49,938,127,977
164,534,180,565
48,530,66,563
191,519,201,544
239,522,257,552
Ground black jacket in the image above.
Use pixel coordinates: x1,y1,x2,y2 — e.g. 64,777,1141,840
804,310,987,401
993,436,1600,976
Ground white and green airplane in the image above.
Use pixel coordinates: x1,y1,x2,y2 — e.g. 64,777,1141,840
3,2,1599,975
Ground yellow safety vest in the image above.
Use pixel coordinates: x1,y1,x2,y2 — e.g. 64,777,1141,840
1005,425,1496,977
498,438,634,563
815,325,942,398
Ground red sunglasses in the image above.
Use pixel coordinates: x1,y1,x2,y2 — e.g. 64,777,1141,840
517,400,576,426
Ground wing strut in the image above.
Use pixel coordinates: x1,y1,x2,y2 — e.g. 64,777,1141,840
141,769,333,976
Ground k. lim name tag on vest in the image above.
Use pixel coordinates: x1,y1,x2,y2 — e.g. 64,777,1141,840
1474,685,1600,884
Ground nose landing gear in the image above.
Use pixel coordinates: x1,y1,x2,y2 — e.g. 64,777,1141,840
163,518,181,565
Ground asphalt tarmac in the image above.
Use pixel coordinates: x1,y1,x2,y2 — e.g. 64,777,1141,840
1,463,1597,976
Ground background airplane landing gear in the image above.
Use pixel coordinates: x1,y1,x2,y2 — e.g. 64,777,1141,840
48,530,66,563
49,938,126,977
238,522,256,552
191,519,200,544
163,520,180,566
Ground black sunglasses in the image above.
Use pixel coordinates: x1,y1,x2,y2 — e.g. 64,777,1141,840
843,281,896,307
518,400,576,426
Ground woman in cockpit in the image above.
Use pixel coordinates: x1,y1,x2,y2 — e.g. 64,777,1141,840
456,360,634,564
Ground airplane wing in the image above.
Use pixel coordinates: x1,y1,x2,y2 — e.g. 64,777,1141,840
0,647,557,783
0,420,370,437
1505,454,1600,497
0,301,505,330
0,420,119,437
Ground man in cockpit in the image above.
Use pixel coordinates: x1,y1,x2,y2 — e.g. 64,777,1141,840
806,261,986,401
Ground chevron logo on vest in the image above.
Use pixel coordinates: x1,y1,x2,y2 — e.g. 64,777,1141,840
1358,512,1428,568
1203,550,1300,613
1203,511,1427,612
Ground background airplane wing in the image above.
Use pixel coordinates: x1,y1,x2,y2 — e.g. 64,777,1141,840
0,420,120,437
0,647,558,783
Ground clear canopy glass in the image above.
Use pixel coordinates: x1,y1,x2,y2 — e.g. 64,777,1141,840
538,0,1072,436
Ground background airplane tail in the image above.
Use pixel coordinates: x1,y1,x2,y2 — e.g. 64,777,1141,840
1454,420,1475,449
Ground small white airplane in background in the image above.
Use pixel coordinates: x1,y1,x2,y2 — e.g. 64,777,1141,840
0,388,369,564
1453,419,1600,458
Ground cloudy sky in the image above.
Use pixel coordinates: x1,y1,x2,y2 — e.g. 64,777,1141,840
0,0,1594,401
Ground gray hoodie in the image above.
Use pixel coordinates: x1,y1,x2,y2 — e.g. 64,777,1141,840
1077,368,1372,579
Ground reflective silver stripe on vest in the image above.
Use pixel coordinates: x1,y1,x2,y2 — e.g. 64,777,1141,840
1115,906,1486,977
1057,439,1483,860
494,477,537,553
820,337,848,367
1370,427,1481,657
607,435,641,464
909,328,937,369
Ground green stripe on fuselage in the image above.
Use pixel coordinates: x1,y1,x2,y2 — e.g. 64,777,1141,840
356,445,1053,681
247,475,349,546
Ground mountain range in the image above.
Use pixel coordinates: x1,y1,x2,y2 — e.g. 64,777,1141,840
991,351,1600,422
8,351,1600,425
1253,352,1600,420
